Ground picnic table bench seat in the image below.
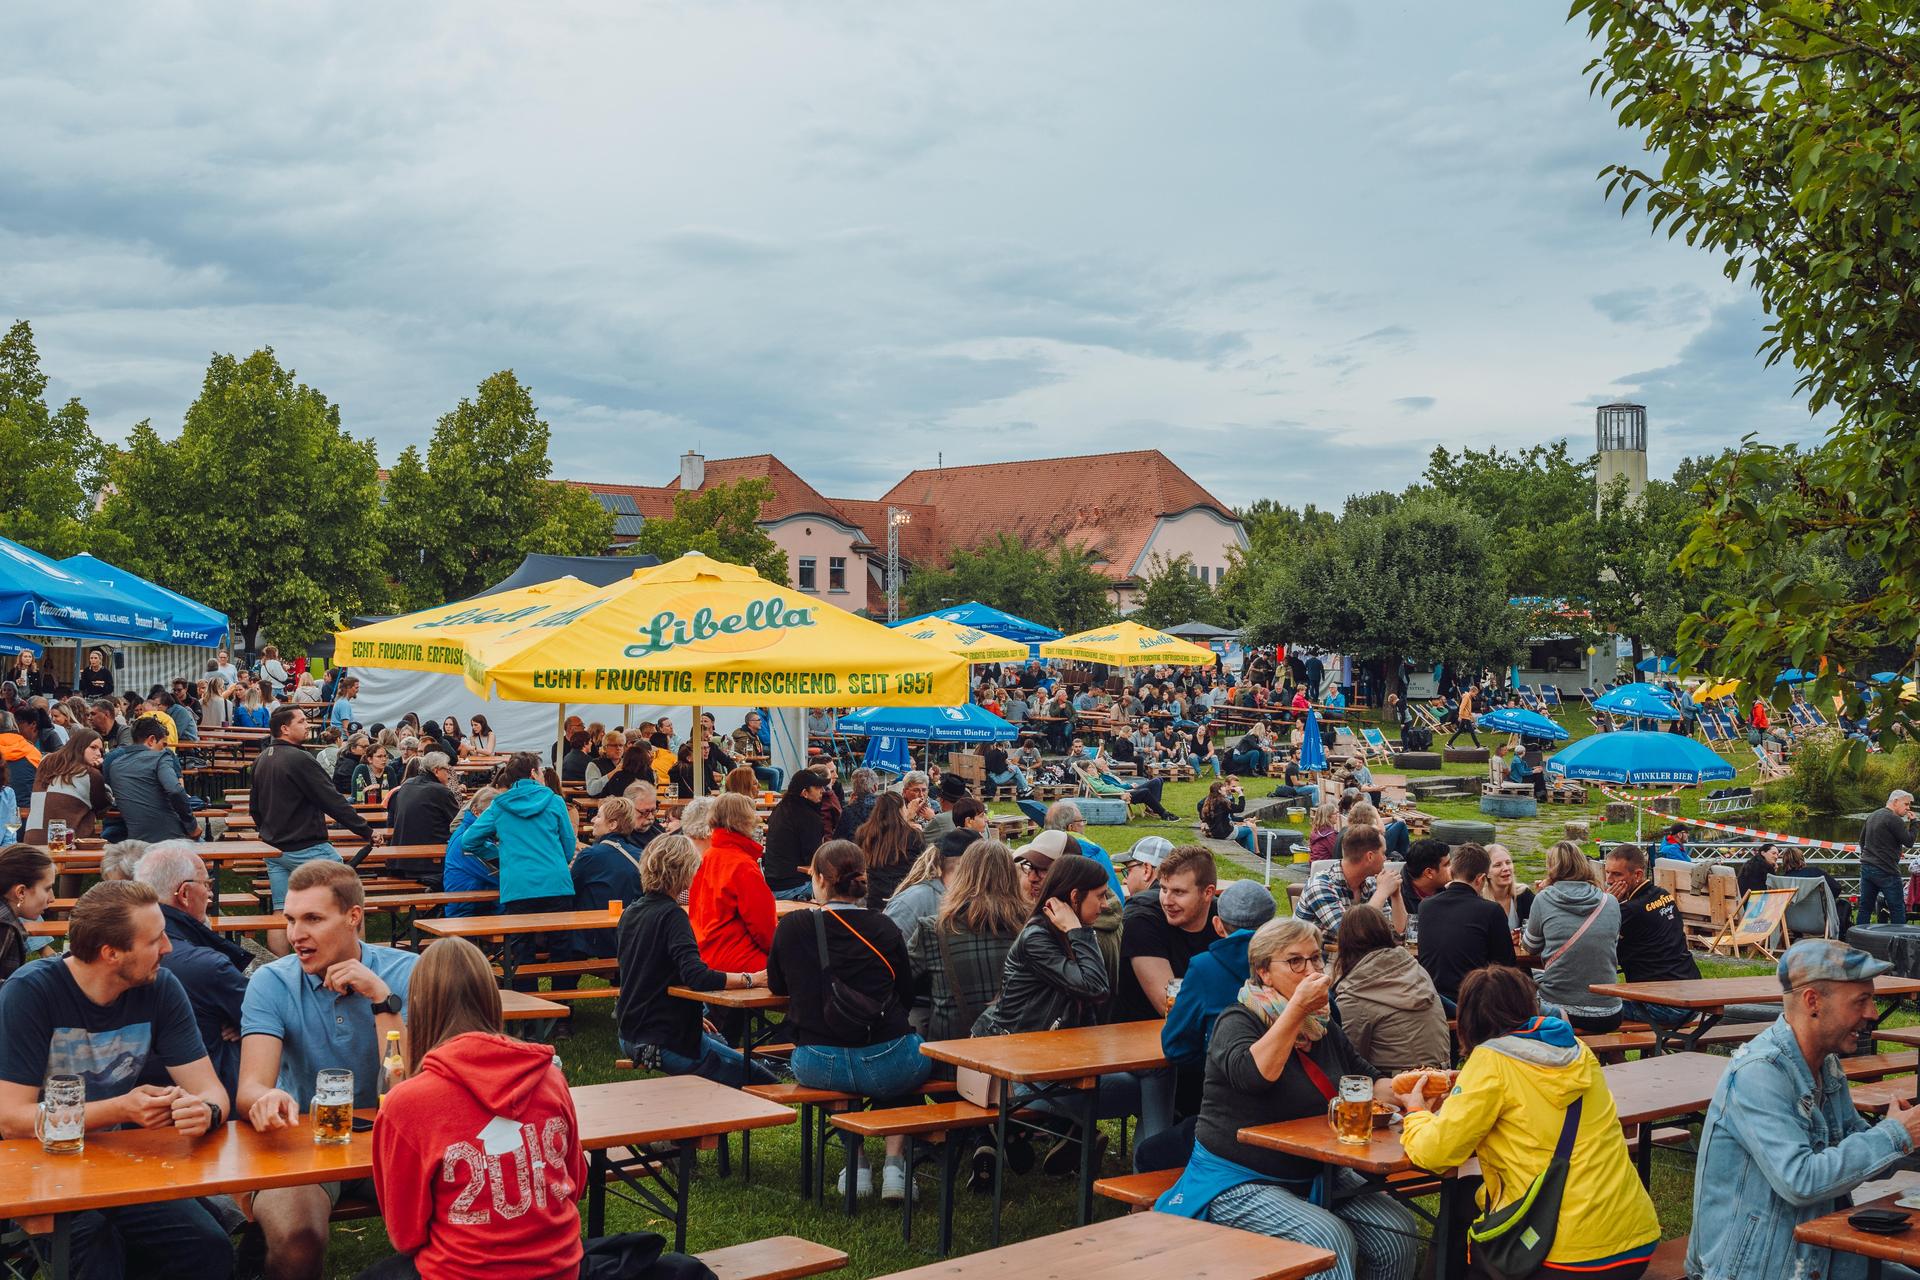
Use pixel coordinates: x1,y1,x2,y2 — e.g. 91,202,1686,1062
697,1237,847,1280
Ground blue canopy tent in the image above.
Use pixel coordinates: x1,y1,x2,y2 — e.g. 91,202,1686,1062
0,636,44,659
1476,705,1570,742
1545,730,1735,840
892,602,1061,653
61,553,228,647
1592,682,1684,721
0,536,172,643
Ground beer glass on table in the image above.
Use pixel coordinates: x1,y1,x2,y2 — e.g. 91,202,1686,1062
312,1068,354,1145
1327,1074,1375,1146
46,820,69,854
36,1072,85,1154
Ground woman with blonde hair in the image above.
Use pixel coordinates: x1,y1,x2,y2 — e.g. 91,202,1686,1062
1523,841,1623,1032
907,839,1026,1041
1307,802,1342,861
1480,844,1534,930
370,937,588,1279
614,834,773,1085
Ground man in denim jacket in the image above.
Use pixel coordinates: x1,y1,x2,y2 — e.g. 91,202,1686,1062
1690,940,1920,1280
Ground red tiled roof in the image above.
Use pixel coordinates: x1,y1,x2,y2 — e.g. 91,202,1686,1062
877,450,1234,581
564,480,678,520
829,498,940,560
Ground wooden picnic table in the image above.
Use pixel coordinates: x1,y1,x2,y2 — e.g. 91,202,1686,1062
1794,1191,1920,1279
416,910,618,985
872,1212,1333,1280
1587,975,1920,1052
919,1020,1169,1241
500,989,569,1021
29,914,285,938
0,1075,793,1275
42,839,280,863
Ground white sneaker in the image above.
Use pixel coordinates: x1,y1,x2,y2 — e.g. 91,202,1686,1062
881,1163,916,1203
837,1164,874,1197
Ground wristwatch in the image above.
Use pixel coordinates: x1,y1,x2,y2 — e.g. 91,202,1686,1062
205,1100,224,1130
374,992,403,1015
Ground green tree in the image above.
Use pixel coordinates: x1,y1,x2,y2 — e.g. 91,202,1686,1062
901,534,1115,632
95,348,386,652
1575,1,1920,731
0,321,107,557
1245,492,1525,671
629,478,788,583
1132,553,1223,629
1215,499,1336,626
379,370,613,608
1420,442,1593,600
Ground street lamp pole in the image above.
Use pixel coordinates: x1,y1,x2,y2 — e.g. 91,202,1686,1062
886,506,911,622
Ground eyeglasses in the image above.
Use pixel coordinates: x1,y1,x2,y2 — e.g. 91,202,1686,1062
1276,954,1325,973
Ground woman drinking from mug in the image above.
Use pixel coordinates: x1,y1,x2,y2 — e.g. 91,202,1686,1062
1156,915,1419,1280
768,839,927,1202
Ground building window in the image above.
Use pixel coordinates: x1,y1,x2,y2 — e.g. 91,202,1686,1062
829,557,847,592
1198,565,1210,585
798,557,817,591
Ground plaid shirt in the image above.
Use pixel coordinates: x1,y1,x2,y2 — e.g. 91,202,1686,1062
907,921,1016,1041
1296,872,1396,940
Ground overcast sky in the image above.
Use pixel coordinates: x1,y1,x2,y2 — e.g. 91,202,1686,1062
3,2,1824,510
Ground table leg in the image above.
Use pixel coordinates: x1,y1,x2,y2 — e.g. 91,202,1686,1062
50,1213,71,1280
901,1134,916,1242
1077,1083,1097,1225
738,1010,756,1180
494,936,517,989
1635,1121,1652,1187
1670,1011,1723,1054
990,1090,1010,1246
674,1141,695,1254
586,1149,608,1237
938,1133,959,1256
1430,1171,1477,1280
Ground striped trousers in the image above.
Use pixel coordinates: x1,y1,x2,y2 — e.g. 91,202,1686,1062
1206,1169,1421,1280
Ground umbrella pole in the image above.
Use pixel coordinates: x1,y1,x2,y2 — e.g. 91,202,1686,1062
556,703,565,767
692,704,705,798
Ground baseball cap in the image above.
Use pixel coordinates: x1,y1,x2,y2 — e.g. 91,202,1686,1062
1217,879,1278,931
1018,829,1075,872
1116,836,1174,868
1776,938,1891,992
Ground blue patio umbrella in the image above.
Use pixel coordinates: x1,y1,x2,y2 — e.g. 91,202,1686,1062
1546,731,1736,840
1297,707,1327,772
893,602,1061,651
61,553,229,647
1635,656,1676,674
1871,672,1901,684
0,535,172,643
1592,682,1684,721
1775,668,1816,684
860,733,915,776
836,703,1018,743
1476,705,1570,741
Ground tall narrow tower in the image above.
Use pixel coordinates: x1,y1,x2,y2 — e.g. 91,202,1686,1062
1595,402,1648,514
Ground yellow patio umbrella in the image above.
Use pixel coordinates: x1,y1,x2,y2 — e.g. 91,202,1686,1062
333,577,603,676
889,615,1029,664
1040,619,1216,667
461,553,971,791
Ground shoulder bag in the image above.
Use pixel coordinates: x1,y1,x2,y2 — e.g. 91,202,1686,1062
813,909,897,1043
1465,1097,1583,1279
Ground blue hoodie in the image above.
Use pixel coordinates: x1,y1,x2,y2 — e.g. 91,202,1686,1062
460,778,575,903
1161,928,1252,1066
441,810,500,917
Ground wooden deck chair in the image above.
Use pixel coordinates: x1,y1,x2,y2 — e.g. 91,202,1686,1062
1708,887,1798,959
1540,685,1565,708
1579,687,1600,707
1360,727,1394,761
1072,761,1140,815
1697,713,1726,745
1411,702,1447,731
1750,744,1790,783
1799,698,1830,727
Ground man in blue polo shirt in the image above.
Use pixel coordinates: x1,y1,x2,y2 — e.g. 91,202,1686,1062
237,859,416,1280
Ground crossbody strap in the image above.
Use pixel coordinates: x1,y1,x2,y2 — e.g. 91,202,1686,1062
827,908,896,980
1553,1097,1584,1161
1544,898,1608,971
1296,1051,1339,1103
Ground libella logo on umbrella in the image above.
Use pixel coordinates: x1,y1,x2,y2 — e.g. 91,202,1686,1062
624,593,817,659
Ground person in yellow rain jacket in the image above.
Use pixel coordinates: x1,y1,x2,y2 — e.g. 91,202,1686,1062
1399,965,1661,1279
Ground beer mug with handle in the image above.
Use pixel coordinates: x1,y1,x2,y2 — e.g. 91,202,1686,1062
1327,1074,1375,1146
312,1068,354,1145
36,1072,85,1154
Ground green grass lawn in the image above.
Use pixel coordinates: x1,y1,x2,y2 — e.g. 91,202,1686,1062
307,708,1850,1276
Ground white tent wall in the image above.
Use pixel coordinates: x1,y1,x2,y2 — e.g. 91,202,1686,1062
121,643,221,695
351,666,753,752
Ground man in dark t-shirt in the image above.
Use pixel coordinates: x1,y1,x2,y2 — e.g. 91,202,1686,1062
1114,846,1221,1023
1415,843,1518,1004
0,881,232,1278
1603,843,1701,1028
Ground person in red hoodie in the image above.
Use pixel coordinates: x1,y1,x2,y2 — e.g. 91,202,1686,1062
686,792,777,974
367,937,585,1280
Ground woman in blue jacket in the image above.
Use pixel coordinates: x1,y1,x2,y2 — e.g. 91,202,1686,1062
441,788,502,918
460,753,578,988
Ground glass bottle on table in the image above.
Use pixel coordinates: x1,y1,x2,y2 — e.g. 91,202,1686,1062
378,1030,404,1106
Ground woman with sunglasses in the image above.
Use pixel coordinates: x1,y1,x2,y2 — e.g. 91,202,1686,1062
1155,915,1420,1280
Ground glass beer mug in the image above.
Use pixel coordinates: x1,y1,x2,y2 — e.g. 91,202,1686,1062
1327,1074,1375,1146
311,1068,354,1145
46,820,69,854
36,1072,85,1154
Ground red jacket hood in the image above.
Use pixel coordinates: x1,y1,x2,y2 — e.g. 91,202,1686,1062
709,826,763,860
419,1032,560,1114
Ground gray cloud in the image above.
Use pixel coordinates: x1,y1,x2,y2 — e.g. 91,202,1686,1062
1591,285,1710,328
1393,396,1437,412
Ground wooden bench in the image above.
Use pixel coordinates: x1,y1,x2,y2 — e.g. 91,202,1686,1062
831,1100,1007,1249
745,1082,859,1203
1578,1031,1658,1062
696,1237,846,1280
1840,1050,1920,1082
1645,1235,1688,1280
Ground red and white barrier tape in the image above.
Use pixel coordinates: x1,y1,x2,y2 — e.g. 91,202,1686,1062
1597,786,1860,852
